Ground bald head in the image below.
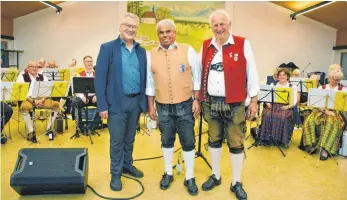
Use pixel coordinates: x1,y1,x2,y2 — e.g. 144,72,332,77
47,60,57,68
38,58,46,68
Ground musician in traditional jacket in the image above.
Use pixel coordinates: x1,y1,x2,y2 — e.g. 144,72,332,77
302,64,345,160
259,68,300,147
16,60,60,143
71,55,99,131
198,9,259,200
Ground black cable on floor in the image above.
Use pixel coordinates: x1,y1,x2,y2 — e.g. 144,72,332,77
86,130,207,199
86,175,144,200
133,131,207,162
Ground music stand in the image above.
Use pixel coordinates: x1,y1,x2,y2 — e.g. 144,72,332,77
248,85,295,157
70,77,100,144
290,78,316,93
42,68,71,81
1,82,29,140
31,81,69,141
306,88,347,167
1,68,19,82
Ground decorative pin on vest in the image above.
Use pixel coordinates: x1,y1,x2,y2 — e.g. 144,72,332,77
179,64,185,72
234,53,239,61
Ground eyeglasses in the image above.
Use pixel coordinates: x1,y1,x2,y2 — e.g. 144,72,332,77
28,65,39,68
121,23,138,30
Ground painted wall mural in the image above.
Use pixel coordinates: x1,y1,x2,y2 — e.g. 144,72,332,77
127,1,225,51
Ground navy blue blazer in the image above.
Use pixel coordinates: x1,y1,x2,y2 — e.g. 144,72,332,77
95,37,148,113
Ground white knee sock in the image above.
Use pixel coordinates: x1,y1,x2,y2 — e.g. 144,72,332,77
47,111,58,130
59,98,66,109
22,113,33,133
162,147,174,175
230,153,244,186
183,150,195,180
209,147,222,180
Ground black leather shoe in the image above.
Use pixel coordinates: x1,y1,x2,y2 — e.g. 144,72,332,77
230,182,247,200
27,132,37,143
201,174,221,191
110,175,122,191
159,173,174,190
184,178,198,196
123,166,144,178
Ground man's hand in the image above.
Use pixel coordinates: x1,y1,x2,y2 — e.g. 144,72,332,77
92,96,97,103
148,107,157,120
247,101,257,120
99,111,108,119
192,100,200,118
34,99,44,107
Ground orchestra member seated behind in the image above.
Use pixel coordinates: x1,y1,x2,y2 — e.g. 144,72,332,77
71,55,100,132
302,64,345,160
16,60,60,143
258,68,300,147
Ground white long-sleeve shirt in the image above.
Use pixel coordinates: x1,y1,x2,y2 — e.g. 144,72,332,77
145,42,201,96
16,73,48,97
199,34,260,98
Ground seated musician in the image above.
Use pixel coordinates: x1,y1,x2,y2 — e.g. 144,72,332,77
46,60,58,68
266,68,279,85
68,59,77,68
292,69,301,78
72,56,99,132
16,60,60,143
258,68,300,147
302,64,345,160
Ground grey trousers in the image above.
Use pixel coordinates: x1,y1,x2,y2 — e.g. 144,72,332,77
107,96,141,176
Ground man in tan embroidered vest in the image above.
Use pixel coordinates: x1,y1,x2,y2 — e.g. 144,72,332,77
146,19,201,196
198,10,259,200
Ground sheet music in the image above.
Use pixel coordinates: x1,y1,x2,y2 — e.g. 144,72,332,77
0,82,29,101
290,77,316,92
1,68,19,82
31,81,68,98
308,88,336,109
259,85,297,105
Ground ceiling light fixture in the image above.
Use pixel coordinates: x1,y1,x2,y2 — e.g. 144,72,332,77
40,1,62,14
290,1,335,20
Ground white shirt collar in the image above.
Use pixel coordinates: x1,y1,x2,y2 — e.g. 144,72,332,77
28,73,40,80
157,42,177,51
209,34,234,48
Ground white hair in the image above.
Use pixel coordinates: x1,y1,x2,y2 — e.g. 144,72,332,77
156,19,176,32
120,13,139,25
328,64,343,78
209,9,230,25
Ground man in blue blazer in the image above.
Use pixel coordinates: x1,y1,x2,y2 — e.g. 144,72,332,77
95,13,147,191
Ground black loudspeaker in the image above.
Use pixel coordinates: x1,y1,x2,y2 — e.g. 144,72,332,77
10,148,88,195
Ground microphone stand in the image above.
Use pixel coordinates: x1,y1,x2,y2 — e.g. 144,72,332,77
301,63,311,78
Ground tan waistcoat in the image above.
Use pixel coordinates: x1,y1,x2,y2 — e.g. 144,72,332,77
150,43,192,104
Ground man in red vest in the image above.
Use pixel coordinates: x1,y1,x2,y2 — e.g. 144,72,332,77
198,9,259,200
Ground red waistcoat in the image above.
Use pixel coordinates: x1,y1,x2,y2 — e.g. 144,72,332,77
198,35,247,103
79,70,95,77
